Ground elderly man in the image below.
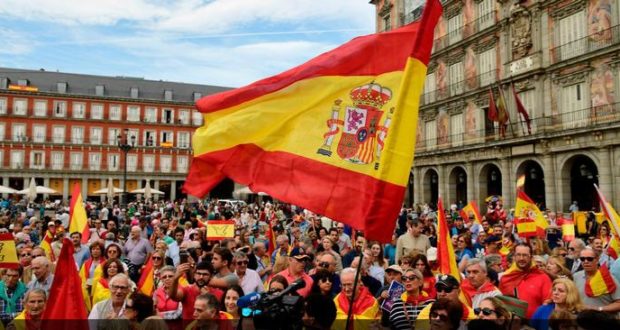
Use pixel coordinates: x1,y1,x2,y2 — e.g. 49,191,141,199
312,252,342,295
566,238,586,273
252,242,272,281
276,248,313,297
186,293,233,330
8,288,47,329
0,266,27,324
123,225,153,282
271,234,291,266
499,243,552,318
27,257,54,294
234,251,264,295
88,218,107,243
395,217,431,264
416,274,476,330
460,258,501,308
574,247,620,314
88,273,132,329
333,267,379,330
350,254,382,296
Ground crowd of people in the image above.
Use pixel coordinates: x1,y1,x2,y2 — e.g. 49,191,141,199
1,196,620,330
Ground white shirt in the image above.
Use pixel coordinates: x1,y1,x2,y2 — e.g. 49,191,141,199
236,268,265,295
88,298,127,330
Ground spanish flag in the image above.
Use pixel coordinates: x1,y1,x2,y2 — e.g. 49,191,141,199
68,183,90,243
437,197,460,281
514,190,548,237
557,216,575,241
585,265,617,297
0,233,19,269
333,286,379,330
206,220,235,240
462,201,482,225
137,256,155,296
40,230,56,262
594,184,620,259
183,0,442,243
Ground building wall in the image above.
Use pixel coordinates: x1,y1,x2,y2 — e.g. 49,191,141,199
373,0,620,212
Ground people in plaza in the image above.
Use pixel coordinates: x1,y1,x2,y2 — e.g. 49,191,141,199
153,266,182,320
566,238,586,274
27,257,54,295
124,226,154,282
412,253,437,297
88,273,132,327
416,274,475,330
233,251,263,295
8,288,47,330
311,252,341,295
474,296,511,328
185,293,233,330
221,284,243,326
71,231,91,269
92,258,127,305
531,277,583,330
428,298,464,330
276,247,313,297
395,217,431,264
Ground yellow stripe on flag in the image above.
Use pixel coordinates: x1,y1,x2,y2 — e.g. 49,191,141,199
206,221,235,240
0,233,19,269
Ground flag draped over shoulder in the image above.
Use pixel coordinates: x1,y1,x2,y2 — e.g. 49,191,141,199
137,256,155,296
514,190,548,237
183,0,443,243
42,238,89,324
585,265,617,297
69,183,90,243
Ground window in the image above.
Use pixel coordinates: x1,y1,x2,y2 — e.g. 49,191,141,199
17,79,28,86
561,82,588,128
70,152,83,170
12,123,26,142
91,103,103,119
109,104,121,120
143,155,155,172
52,152,64,170
108,154,120,171
449,62,464,96
90,127,102,145
72,102,86,119
448,14,463,45
109,128,120,145
179,109,190,125
89,153,101,171
54,100,67,117
52,126,65,143
57,82,67,93
477,0,494,31
95,85,105,96
0,123,4,141
451,113,464,147
10,151,24,169
128,129,139,145
425,120,437,149
178,132,190,148
160,155,172,173
33,125,46,143
192,111,203,126
127,105,140,122
144,131,156,147
193,92,202,102
145,107,157,123
161,131,174,146
30,151,45,169
127,154,137,172
34,100,47,117
71,126,84,144
130,87,139,98
164,90,173,101
13,98,27,115
0,98,6,114
479,48,496,87
177,156,188,172
558,11,586,61
162,108,174,124
424,73,436,104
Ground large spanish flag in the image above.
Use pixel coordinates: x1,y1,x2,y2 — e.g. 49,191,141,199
594,184,620,259
437,197,460,281
183,0,442,242
514,190,548,237
69,183,90,243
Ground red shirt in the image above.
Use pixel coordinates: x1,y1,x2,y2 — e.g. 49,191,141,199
276,268,313,297
180,285,224,321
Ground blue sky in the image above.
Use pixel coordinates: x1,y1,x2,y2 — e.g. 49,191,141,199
0,0,376,88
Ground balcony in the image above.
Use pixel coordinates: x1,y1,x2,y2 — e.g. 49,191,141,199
1,160,189,174
551,24,620,64
433,10,496,52
421,69,498,106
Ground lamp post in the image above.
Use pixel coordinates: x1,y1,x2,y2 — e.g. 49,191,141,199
117,129,136,208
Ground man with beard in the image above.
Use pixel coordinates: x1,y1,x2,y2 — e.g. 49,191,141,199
343,235,366,268
171,261,224,322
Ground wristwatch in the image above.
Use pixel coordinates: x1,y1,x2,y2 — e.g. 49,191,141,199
597,306,603,312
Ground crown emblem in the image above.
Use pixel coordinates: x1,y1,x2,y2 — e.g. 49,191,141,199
349,83,392,110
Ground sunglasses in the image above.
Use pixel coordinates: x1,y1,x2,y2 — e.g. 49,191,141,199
559,253,567,257
435,285,455,293
429,312,449,321
319,262,330,268
236,261,248,266
579,257,596,262
402,276,419,282
474,308,496,316
319,277,332,283
160,274,174,279
152,256,162,260
21,253,32,257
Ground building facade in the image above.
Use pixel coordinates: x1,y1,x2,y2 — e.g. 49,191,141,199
371,0,620,212
0,68,230,202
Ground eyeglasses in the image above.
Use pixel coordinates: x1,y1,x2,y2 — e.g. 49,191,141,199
160,274,174,279
319,262,330,268
152,256,162,260
32,254,43,258
579,256,596,262
474,308,496,316
568,247,575,251
110,285,129,291
429,312,449,321
20,253,32,257
415,262,425,267
402,276,419,282
319,277,332,283
435,285,455,293
559,253,567,257
236,261,248,266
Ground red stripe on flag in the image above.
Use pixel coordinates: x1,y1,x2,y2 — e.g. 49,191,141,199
185,144,405,242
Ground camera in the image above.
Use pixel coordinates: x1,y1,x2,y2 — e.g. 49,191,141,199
238,279,306,330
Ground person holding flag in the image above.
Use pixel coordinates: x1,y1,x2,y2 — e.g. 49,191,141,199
574,247,620,314
333,267,380,330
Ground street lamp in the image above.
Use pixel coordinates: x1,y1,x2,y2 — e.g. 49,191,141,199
117,129,136,208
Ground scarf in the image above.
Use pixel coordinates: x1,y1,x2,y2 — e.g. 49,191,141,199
499,262,545,297
461,280,497,306
401,290,432,305
585,265,617,297
0,281,27,314
336,286,377,317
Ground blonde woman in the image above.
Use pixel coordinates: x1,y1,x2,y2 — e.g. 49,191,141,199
544,256,572,280
531,277,583,330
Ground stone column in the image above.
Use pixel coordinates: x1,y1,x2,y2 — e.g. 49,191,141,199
81,177,88,200
63,178,69,202
154,180,160,202
466,162,475,204
500,158,513,208
170,180,177,201
101,178,106,203
598,147,612,205
2,177,8,199
43,177,50,200
543,153,557,211
414,166,423,205
439,165,447,206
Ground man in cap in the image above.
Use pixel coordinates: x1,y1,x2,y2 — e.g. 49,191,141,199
377,265,403,327
276,247,313,297
395,217,431,264
415,274,476,330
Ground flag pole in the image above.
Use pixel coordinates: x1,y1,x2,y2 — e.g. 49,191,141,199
346,251,364,330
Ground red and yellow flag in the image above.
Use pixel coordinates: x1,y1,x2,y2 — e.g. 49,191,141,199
206,220,236,241
40,230,56,262
137,256,155,296
183,0,442,243
437,197,460,281
557,216,575,241
462,201,482,225
0,233,19,269
514,190,548,237
69,183,90,243
585,265,617,297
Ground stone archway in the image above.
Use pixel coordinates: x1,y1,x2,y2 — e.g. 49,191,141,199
423,169,439,207
560,154,599,211
478,163,502,203
448,166,467,207
516,160,546,209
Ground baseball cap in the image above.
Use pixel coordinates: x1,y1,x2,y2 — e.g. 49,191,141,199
435,274,460,289
290,247,310,261
484,235,501,244
386,265,403,274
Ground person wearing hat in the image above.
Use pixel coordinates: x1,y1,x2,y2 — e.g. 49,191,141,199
333,267,380,330
377,264,403,327
494,295,533,330
415,274,476,330
395,217,431,265
461,258,502,308
276,247,313,297
389,268,434,330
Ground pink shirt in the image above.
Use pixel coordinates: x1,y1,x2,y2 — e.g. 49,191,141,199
276,268,313,297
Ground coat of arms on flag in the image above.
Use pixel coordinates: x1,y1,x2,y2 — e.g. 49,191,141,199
317,83,393,168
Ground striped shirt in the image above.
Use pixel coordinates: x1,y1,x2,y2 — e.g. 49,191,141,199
389,298,434,330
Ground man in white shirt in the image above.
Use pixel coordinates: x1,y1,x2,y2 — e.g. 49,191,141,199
88,274,130,328
234,251,264,295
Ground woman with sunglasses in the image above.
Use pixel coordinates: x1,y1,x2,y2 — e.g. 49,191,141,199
92,258,128,306
154,266,183,323
428,298,462,330
411,254,437,298
474,297,510,329
150,251,167,289
389,268,434,330
531,277,583,330
310,269,335,298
